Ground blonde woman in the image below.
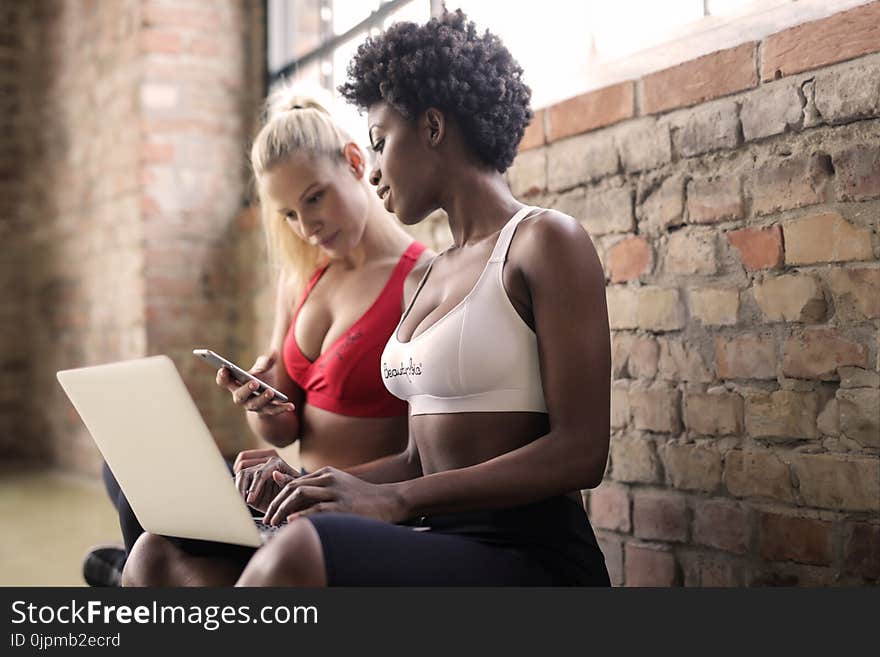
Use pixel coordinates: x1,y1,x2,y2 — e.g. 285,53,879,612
114,93,432,585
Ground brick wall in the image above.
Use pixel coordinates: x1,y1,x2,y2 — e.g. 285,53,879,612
3,0,875,585
1,0,265,474
0,1,27,457
13,0,144,471
507,1,880,586
138,0,266,461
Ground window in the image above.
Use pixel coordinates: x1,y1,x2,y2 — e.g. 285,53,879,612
267,0,872,130
267,0,435,146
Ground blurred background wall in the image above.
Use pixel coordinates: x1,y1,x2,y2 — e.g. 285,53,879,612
0,0,876,586
1,0,266,474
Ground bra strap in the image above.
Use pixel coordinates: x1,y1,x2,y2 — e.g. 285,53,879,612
397,254,437,329
489,205,537,263
393,241,427,280
292,262,330,320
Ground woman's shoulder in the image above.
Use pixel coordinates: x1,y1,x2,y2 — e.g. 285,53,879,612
275,267,309,314
510,205,604,293
411,244,436,271
516,206,595,255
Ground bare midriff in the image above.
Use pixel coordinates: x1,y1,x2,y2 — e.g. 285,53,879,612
297,404,408,473
409,411,582,507
409,411,546,473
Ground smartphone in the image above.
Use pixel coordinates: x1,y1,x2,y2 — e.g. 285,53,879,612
193,348,290,404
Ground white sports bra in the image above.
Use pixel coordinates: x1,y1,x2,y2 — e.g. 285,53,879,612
381,205,548,416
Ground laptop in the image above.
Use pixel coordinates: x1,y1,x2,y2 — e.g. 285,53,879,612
57,355,281,548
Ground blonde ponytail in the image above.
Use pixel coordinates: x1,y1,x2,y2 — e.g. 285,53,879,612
251,87,355,296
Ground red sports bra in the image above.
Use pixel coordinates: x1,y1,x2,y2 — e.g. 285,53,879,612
282,241,426,417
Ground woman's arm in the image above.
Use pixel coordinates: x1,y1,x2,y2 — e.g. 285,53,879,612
263,211,611,524
389,211,610,516
244,270,306,448
344,428,422,483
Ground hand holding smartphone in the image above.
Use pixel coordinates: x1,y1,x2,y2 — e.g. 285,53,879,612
193,348,290,404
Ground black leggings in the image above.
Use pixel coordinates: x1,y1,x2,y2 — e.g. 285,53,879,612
173,497,609,586
306,496,610,586
102,463,144,556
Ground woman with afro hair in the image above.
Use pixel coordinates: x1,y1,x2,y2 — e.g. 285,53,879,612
126,10,611,587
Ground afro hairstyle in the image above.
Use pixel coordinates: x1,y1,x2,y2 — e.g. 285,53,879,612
338,9,533,173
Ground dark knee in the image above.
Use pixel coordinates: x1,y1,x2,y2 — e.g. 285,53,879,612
121,533,176,587
238,519,326,587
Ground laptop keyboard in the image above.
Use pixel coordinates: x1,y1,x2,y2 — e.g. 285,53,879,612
255,519,287,542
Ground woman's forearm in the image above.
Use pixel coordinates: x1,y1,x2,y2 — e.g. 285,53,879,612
245,409,300,448
389,429,606,518
346,446,422,484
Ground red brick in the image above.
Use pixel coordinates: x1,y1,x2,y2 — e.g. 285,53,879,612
141,196,161,216
838,388,880,448
642,42,758,114
826,266,880,320
611,383,629,429
190,36,221,58
684,392,743,436
759,513,833,566
687,176,743,224
625,544,678,586
675,100,741,157
761,3,880,81
547,82,634,142
661,443,723,493
589,482,631,532
783,212,873,265
628,336,659,380
680,552,744,587
606,286,638,330
696,556,743,587
789,453,880,512
752,274,827,323
611,333,634,379
726,225,783,271
637,287,686,331
665,228,717,275
632,491,688,542
596,534,624,586
639,175,685,234
607,236,652,283
507,149,546,197
747,565,838,587
617,118,672,173
610,434,661,484
693,499,750,554
782,328,868,380
140,29,184,55
750,154,833,215
657,338,713,382
845,523,880,579
142,3,223,31
716,334,777,380
813,59,880,125
744,390,819,440
140,142,174,164
834,144,880,201
723,449,794,503
629,383,682,433
518,109,545,151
